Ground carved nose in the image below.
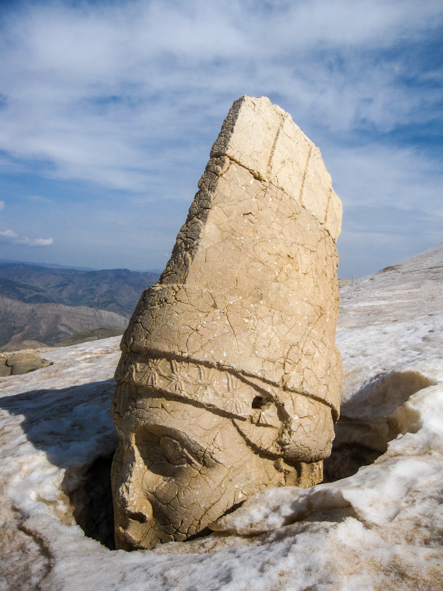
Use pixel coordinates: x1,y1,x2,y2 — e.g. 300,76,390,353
125,497,153,523
118,472,153,523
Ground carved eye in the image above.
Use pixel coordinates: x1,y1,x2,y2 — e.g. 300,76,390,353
160,436,193,466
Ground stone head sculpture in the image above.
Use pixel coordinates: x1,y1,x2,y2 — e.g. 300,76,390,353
111,96,343,550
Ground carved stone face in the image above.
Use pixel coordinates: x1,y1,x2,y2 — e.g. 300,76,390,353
111,96,343,550
112,395,291,550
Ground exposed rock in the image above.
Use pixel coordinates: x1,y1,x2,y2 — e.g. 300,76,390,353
0,339,47,353
112,96,342,550
0,264,159,348
0,358,10,377
0,295,129,346
0,352,52,376
0,263,159,317
54,328,124,348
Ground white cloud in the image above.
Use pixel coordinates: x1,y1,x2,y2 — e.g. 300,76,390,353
0,229,53,247
0,229,17,240
28,237,53,246
0,0,441,274
0,200,4,211
0,0,441,191
25,195,53,204
325,143,443,212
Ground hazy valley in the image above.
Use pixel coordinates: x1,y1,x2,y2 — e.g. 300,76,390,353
0,263,159,348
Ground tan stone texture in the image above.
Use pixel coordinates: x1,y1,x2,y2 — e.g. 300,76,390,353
112,96,343,551
0,352,52,376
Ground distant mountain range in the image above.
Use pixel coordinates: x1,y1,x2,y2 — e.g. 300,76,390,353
0,263,160,348
0,258,97,271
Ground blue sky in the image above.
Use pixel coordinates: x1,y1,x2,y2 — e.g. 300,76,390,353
0,0,442,277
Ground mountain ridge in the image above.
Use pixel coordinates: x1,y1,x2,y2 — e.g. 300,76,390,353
0,295,129,346
0,263,160,347
0,263,159,317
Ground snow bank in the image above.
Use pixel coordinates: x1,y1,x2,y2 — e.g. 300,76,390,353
1,243,443,590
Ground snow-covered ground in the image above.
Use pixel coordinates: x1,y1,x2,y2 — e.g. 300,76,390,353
1,243,443,590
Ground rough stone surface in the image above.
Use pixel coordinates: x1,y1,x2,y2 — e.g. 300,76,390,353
1,244,443,590
112,96,343,550
0,352,52,376
0,340,47,353
0,358,10,377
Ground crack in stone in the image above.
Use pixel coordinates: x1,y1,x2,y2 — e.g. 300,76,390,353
112,96,342,551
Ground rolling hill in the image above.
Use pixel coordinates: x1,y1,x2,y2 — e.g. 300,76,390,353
0,263,160,347
0,264,159,317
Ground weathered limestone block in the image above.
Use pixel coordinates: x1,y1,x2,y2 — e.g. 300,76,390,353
111,96,343,551
0,353,52,376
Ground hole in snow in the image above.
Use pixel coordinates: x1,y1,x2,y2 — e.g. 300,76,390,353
323,437,384,482
323,371,435,483
60,372,435,543
64,453,115,550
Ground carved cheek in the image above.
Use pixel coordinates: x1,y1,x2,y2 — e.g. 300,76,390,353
142,468,177,506
179,465,225,506
162,468,221,534
138,451,193,512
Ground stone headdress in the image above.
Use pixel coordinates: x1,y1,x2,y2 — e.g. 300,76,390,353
114,96,342,464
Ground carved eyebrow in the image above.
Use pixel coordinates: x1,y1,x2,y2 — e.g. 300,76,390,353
131,409,209,459
153,426,207,458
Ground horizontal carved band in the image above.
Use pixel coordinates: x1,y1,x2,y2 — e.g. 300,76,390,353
115,352,335,420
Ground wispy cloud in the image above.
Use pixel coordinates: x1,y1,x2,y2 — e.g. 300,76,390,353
0,0,441,275
1,0,441,190
29,237,53,246
24,195,53,204
0,199,53,246
0,229,53,247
